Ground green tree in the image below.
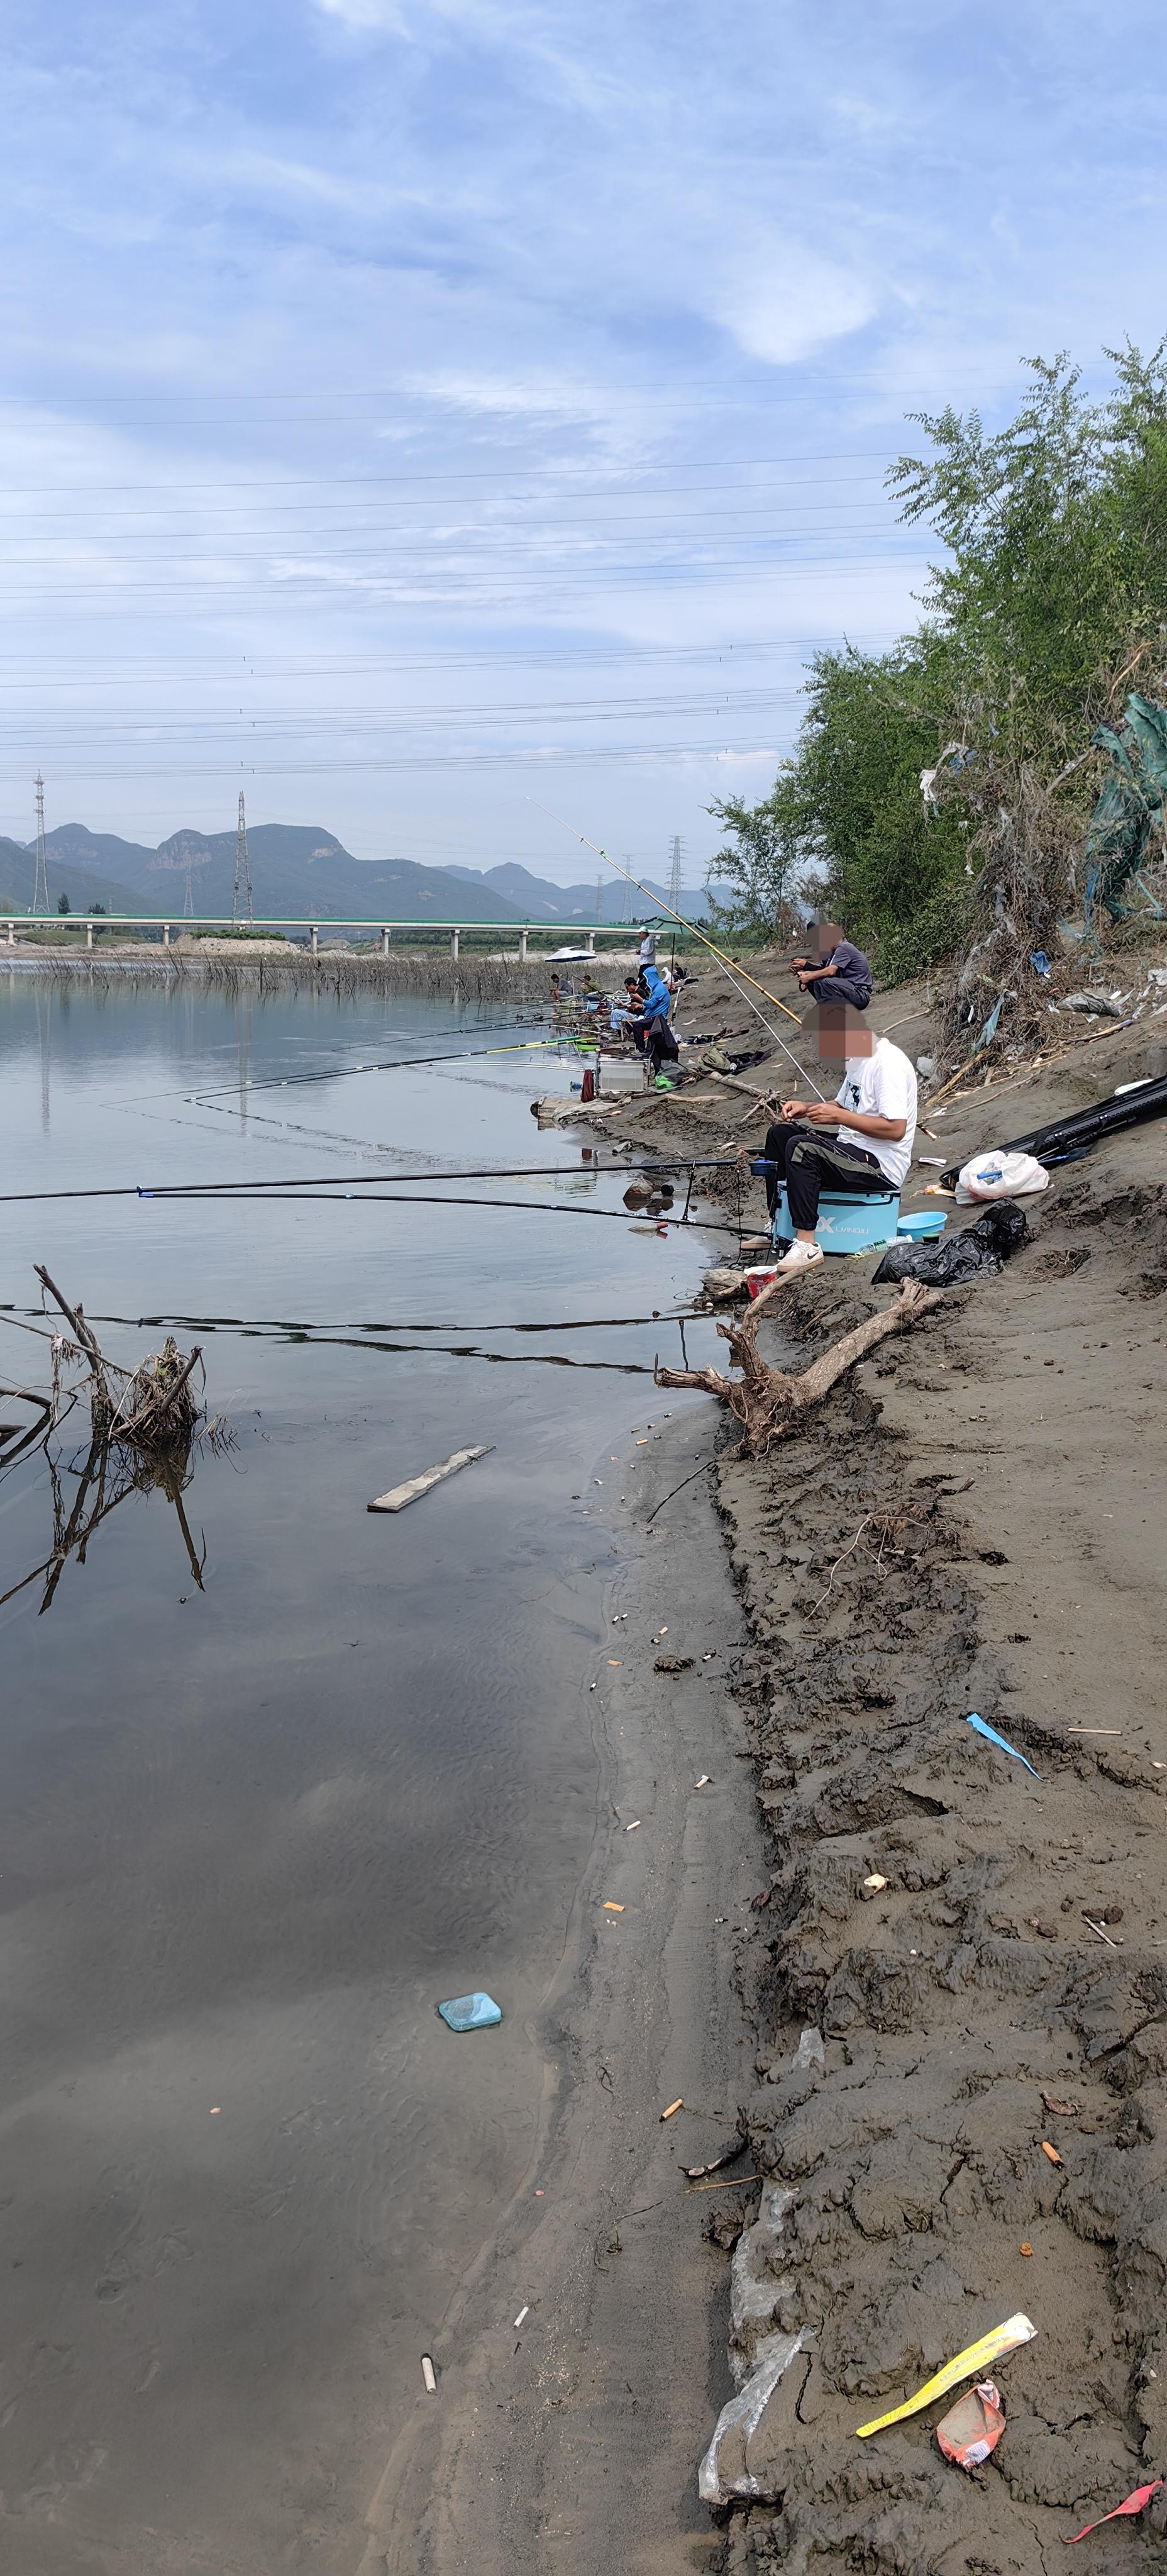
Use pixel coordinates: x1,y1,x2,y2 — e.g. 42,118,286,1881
889,343,1167,758
57,891,71,914
796,641,971,975
704,772,808,943
724,342,1167,984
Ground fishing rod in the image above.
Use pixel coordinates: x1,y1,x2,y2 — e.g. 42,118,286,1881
4,1302,705,1338
185,1035,561,1103
77,1189,746,1233
526,798,827,1101
0,1154,748,1206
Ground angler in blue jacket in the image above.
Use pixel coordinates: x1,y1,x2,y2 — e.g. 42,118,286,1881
624,966,680,1081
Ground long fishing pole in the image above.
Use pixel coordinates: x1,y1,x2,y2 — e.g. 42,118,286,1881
0,1155,748,1206
526,799,826,1101
57,1189,744,1233
185,1035,560,1102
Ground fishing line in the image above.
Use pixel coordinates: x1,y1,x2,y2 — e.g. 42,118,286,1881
526,798,827,1101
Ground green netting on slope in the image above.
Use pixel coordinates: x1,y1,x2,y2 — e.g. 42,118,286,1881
1083,691,1167,921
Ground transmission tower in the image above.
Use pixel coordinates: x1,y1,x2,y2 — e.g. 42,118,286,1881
33,774,50,913
232,791,253,924
667,834,684,914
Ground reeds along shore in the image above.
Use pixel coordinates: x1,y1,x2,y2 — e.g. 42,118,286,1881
6,949,543,1004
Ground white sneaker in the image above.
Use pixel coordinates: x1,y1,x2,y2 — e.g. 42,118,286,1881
775,1239,824,1273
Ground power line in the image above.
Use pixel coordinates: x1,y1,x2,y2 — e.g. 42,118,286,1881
0,449,900,497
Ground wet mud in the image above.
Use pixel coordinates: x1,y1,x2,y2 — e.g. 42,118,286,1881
702,1173,1167,2571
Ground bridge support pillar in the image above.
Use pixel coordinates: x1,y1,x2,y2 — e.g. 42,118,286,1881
310,923,319,955
163,921,171,948
585,930,596,955
380,926,390,957
519,926,528,963
86,921,94,950
450,927,460,961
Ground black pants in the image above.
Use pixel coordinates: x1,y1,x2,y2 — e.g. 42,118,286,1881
762,1121,887,1231
800,972,871,1012
648,1020,679,1075
628,1013,678,1074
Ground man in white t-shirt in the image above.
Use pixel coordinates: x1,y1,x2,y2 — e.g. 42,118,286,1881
760,1013,917,1274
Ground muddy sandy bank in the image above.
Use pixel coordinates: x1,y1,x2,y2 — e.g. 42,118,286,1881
572,960,1167,2564
699,1116,1167,2567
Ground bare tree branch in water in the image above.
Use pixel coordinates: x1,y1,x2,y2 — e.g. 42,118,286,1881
1,1270,228,1612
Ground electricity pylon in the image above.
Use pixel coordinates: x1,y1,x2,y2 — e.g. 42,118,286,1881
33,775,50,913
232,791,253,924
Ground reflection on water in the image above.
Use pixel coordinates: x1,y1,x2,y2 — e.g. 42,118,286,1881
0,974,719,2569
1,1421,207,1615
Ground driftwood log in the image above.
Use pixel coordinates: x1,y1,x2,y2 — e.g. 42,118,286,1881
655,1272,943,1455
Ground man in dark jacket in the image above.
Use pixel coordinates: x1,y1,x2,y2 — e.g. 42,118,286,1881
792,921,872,1011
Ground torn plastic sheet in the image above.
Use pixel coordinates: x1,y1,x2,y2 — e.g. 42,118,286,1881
1063,2477,1163,2543
966,1711,1041,1778
698,2329,807,2505
936,2379,1005,2468
873,1201,1027,1287
940,1074,1167,1188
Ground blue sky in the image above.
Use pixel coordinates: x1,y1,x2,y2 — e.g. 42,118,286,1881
3,0,1165,884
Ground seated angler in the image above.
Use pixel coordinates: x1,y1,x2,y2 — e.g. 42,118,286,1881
761,1006,917,1275
612,974,646,1039
791,919,873,1013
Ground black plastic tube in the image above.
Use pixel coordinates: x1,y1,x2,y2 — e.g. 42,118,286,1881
939,1074,1167,1187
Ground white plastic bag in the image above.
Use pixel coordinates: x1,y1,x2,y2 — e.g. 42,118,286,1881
955,1149,1049,1205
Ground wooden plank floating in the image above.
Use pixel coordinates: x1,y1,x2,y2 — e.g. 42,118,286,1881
367,1445,494,1513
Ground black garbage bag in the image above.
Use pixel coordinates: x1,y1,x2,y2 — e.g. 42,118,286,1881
872,1201,1028,1287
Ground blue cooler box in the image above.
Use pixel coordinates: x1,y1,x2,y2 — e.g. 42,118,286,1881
771,1187,901,1256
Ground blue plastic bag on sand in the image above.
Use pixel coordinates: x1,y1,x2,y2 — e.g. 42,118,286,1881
437,1992,502,2032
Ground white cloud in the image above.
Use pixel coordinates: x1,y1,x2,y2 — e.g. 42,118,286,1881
709,243,878,365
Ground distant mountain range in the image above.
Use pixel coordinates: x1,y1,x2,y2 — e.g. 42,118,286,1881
0,823,721,926
439,860,720,923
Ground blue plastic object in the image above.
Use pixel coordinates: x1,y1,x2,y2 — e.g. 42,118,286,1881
897,1210,946,1240
772,1187,900,1257
965,1713,1040,1779
437,1991,502,2033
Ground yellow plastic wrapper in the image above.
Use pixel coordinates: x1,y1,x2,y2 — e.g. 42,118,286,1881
855,2313,1037,2440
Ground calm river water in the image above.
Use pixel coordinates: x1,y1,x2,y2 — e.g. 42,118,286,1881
0,970,719,2570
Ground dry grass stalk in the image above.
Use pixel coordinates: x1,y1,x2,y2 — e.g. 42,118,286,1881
34,1266,209,1453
